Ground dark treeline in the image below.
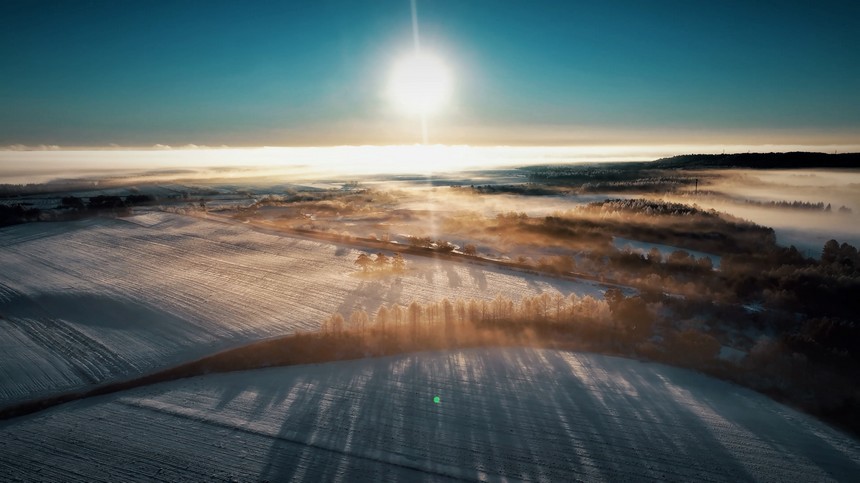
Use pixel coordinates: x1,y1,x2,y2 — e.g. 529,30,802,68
0,204,43,227
465,178,697,195
467,184,561,196
522,153,860,182
722,239,860,320
652,152,860,170
578,177,694,193
489,198,776,256
567,235,859,323
70,194,155,209
519,154,860,197
522,163,651,183
0,194,157,227
0,180,102,197
742,199,852,213
521,164,699,193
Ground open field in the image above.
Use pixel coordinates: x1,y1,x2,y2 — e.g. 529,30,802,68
1,347,858,482
4,0,860,477
0,212,605,405
1,158,858,474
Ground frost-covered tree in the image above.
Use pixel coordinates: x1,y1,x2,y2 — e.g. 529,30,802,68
668,250,692,265
455,299,467,324
390,304,404,325
392,253,406,272
442,298,455,322
408,301,422,339
349,308,369,333
355,253,372,272
375,253,389,270
328,313,345,334
374,306,390,332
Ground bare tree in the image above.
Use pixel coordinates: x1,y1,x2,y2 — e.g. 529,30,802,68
350,308,369,334
375,306,390,333
355,253,372,272
375,253,389,271
390,304,404,326
392,253,406,272
408,301,422,340
328,313,345,334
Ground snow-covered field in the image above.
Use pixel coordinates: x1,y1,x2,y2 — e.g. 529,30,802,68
1,348,856,482
0,212,605,405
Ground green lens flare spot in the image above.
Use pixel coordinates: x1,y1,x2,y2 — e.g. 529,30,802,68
433,396,441,404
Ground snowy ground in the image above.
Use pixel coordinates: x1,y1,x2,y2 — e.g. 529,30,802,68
0,212,606,405
0,348,857,482
613,236,722,269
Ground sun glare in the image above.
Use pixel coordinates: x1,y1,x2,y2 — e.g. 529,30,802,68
388,53,451,116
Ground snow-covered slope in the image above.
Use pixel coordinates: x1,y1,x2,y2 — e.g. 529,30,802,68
0,213,605,404
1,348,857,481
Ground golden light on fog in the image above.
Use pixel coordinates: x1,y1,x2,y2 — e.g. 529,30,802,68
388,53,451,116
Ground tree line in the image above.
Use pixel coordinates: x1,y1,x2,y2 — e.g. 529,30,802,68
742,199,852,213
354,252,406,273
316,286,858,435
0,194,157,228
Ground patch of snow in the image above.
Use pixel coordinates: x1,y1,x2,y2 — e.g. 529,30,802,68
613,236,722,269
718,346,747,364
743,303,764,314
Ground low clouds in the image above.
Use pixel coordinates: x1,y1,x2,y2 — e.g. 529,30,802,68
152,144,229,150
5,144,60,151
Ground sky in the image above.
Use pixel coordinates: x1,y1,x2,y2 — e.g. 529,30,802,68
1,0,859,148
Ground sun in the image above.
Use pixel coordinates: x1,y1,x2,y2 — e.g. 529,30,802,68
388,52,452,116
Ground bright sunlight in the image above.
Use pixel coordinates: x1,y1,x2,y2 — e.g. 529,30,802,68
388,53,452,116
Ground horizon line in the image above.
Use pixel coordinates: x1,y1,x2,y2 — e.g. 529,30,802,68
4,143,860,153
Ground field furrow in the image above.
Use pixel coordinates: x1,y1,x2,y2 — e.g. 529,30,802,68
0,213,605,405
1,348,857,482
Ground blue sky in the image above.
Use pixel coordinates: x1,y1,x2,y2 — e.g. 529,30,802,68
2,0,859,146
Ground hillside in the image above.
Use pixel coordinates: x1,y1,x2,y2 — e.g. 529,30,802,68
1,348,857,481
0,212,604,405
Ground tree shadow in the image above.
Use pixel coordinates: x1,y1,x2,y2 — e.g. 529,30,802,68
8,348,855,481
251,349,860,481
468,267,488,291
443,266,462,289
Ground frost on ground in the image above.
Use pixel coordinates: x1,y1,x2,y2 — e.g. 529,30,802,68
0,212,604,404
612,236,722,269
0,348,857,482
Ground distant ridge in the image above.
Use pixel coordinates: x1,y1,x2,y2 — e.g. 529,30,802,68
652,152,860,169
